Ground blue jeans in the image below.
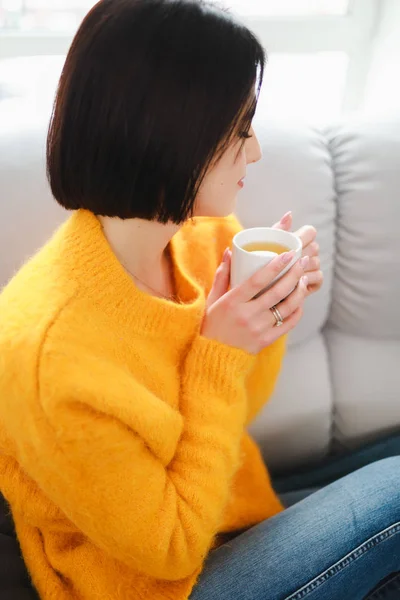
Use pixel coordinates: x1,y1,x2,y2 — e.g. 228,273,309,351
272,432,400,504
189,441,400,600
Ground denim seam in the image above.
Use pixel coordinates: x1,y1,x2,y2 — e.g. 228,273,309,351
284,521,400,600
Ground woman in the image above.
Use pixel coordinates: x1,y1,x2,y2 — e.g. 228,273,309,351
0,1,398,599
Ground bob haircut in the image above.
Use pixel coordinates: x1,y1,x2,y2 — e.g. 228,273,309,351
47,0,265,224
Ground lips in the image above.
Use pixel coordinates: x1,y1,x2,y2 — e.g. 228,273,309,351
238,177,245,188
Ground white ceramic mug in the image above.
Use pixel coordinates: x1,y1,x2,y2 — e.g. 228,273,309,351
231,227,302,297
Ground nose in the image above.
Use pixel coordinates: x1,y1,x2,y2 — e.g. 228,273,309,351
245,126,262,164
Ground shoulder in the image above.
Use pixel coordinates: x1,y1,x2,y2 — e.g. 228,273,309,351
0,235,78,345
0,235,79,423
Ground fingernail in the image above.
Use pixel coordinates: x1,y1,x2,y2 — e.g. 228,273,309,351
301,275,309,288
280,211,292,223
222,248,230,263
300,256,309,270
281,250,295,265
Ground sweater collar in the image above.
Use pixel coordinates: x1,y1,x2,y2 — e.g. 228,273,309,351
62,209,206,337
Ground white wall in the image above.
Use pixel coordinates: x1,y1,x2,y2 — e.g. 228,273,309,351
363,0,400,115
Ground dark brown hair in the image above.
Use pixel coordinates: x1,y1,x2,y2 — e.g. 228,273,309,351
47,0,265,224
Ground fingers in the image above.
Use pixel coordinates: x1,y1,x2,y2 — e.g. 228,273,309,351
257,271,309,349
252,256,307,310
305,269,324,288
230,250,296,304
206,248,232,308
302,241,319,259
268,275,308,322
261,306,304,348
305,255,320,272
272,211,293,232
301,240,322,295
296,225,317,250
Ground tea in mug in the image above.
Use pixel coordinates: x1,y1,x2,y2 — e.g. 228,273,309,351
241,241,290,255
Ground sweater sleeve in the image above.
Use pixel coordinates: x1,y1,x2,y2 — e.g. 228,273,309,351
244,335,286,426
20,335,256,581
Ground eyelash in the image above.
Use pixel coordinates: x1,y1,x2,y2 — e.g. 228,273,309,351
239,132,252,139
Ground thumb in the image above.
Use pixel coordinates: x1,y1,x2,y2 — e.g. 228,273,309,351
206,248,231,308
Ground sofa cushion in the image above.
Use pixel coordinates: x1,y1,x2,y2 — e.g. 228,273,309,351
326,118,400,339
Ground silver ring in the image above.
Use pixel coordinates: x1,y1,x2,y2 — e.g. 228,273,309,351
270,305,284,327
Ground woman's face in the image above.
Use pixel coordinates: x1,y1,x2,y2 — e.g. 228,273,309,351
194,124,262,218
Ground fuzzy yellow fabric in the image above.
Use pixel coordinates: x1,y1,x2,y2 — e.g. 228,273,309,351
0,209,285,599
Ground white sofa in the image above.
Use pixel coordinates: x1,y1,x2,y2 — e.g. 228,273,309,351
1,56,400,473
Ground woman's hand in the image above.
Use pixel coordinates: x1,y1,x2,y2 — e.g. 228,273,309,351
272,211,323,295
201,249,309,355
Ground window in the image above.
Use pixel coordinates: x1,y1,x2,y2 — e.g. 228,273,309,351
0,0,94,32
0,0,351,31
0,0,380,122
256,52,349,124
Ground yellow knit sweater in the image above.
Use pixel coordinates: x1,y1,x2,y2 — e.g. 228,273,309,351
0,209,285,600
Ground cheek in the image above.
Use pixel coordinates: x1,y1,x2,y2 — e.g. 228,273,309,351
194,144,245,212
234,145,247,171
194,172,238,217
220,146,246,183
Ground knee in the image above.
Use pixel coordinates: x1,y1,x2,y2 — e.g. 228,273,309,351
360,455,400,481
347,455,400,513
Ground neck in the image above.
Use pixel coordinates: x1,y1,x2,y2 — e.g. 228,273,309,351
97,215,181,294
